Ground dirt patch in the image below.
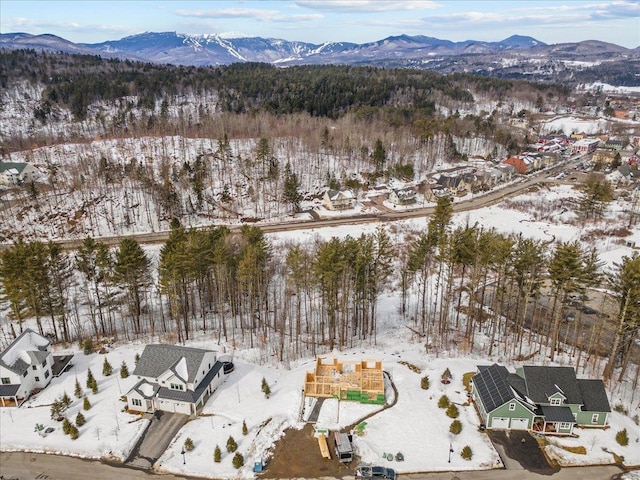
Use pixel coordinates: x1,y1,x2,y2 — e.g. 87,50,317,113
260,424,356,478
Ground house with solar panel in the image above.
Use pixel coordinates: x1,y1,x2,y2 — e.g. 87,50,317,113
0,329,54,407
125,344,226,416
471,364,611,435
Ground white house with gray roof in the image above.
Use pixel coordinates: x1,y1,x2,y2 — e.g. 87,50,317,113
0,329,54,406
0,161,40,185
125,344,225,415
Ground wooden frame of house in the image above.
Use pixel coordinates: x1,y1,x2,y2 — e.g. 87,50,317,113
304,356,385,404
471,364,611,436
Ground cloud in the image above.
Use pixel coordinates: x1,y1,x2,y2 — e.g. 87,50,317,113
295,0,439,13
1,17,133,36
174,8,322,23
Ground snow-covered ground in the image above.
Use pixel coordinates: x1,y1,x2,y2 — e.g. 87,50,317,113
1,325,640,478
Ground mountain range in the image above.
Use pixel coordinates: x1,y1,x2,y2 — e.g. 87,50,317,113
1,31,639,84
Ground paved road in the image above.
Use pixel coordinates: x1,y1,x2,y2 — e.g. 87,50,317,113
0,451,628,480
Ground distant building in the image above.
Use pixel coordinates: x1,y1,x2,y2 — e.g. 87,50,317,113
0,162,40,185
322,189,355,210
572,138,601,154
388,187,416,206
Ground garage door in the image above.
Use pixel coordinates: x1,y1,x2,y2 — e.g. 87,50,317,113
510,418,529,430
173,402,191,415
491,417,510,429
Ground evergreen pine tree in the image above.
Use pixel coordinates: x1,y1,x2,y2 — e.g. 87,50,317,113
69,424,79,440
83,396,91,410
120,361,129,378
91,379,99,394
60,391,72,410
226,435,238,453
102,357,113,376
184,437,195,451
232,452,244,469
261,377,271,398
242,420,248,436
75,412,86,426
86,368,94,388
74,378,82,398
214,445,221,463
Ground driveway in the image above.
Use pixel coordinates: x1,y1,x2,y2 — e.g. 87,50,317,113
126,411,189,469
488,431,559,475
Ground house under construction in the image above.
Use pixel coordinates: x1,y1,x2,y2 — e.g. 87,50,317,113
304,356,385,404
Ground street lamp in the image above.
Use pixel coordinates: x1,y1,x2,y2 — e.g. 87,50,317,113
181,446,186,465
448,443,454,463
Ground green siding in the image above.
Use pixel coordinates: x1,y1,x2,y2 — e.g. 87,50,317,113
576,411,608,426
335,390,385,405
488,400,535,428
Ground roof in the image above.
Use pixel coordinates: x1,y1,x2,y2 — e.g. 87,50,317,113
0,384,21,397
0,162,28,174
157,361,224,403
577,379,611,413
473,364,515,412
130,379,160,399
326,189,354,201
0,329,51,375
392,188,415,198
541,405,576,423
133,344,215,383
519,366,583,405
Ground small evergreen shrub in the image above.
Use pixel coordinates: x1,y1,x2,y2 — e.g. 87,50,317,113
446,404,460,419
261,377,271,398
86,369,95,388
62,418,72,435
69,424,79,440
120,361,129,378
82,338,94,355
232,452,244,469
61,391,72,409
441,368,452,384
616,429,629,446
461,445,473,460
613,404,628,415
214,445,221,463
50,400,63,420
75,412,86,426
449,419,462,435
242,420,248,436
421,376,430,390
91,379,99,394
226,435,238,453
184,437,195,451
438,395,450,409
74,379,83,398
83,396,91,410
102,357,113,376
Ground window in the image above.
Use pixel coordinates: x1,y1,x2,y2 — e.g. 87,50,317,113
559,422,571,430
1,377,10,385
35,376,40,382
42,359,47,367
591,413,599,423
23,370,28,377
44,370,50,379
550,398,561,406
170,383,184,391
32,365,37,370
509,403,516,411
132,398,142,407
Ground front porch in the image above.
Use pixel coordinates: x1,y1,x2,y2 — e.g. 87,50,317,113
532,405,576,435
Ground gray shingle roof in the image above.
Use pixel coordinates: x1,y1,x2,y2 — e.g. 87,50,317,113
473,364,515,413
0,384,20,397
519,366,583,405
157,361,224,403
577,379,611,413
132,344,213,383
0,328,50,375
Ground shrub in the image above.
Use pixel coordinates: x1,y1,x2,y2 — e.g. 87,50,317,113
82,338,94,355
421,376,430,390
449,420,462,435
74,379,83,398
86,369,95,388
441,368,452,384
214,445,221,463
62,417,72,435
75,412,86,426
232,452,244,469
134,353,140,364
91,379,99,394
616,429,629,446
461,445,473,460
242,420,248,436
69,424,79,440
120,361,129,378
83,396,91,410
184,437,195,451
50,400,63,420
60,391,72,409
613,404,628,415
226,435,238,453
102,357,113,376
438,395,450,409
446,404,460,419
261,377,271,398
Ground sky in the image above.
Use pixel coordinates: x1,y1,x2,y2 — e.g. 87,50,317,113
0,1,639,48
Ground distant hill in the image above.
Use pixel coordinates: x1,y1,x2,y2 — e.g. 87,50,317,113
1,31,639,85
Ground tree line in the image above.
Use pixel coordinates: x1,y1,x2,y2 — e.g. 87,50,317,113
1,198,638,383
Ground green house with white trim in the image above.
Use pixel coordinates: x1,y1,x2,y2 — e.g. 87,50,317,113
472,364,610,436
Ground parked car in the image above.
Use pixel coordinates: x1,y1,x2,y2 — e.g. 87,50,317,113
356,465,396,480
581,305,597,315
